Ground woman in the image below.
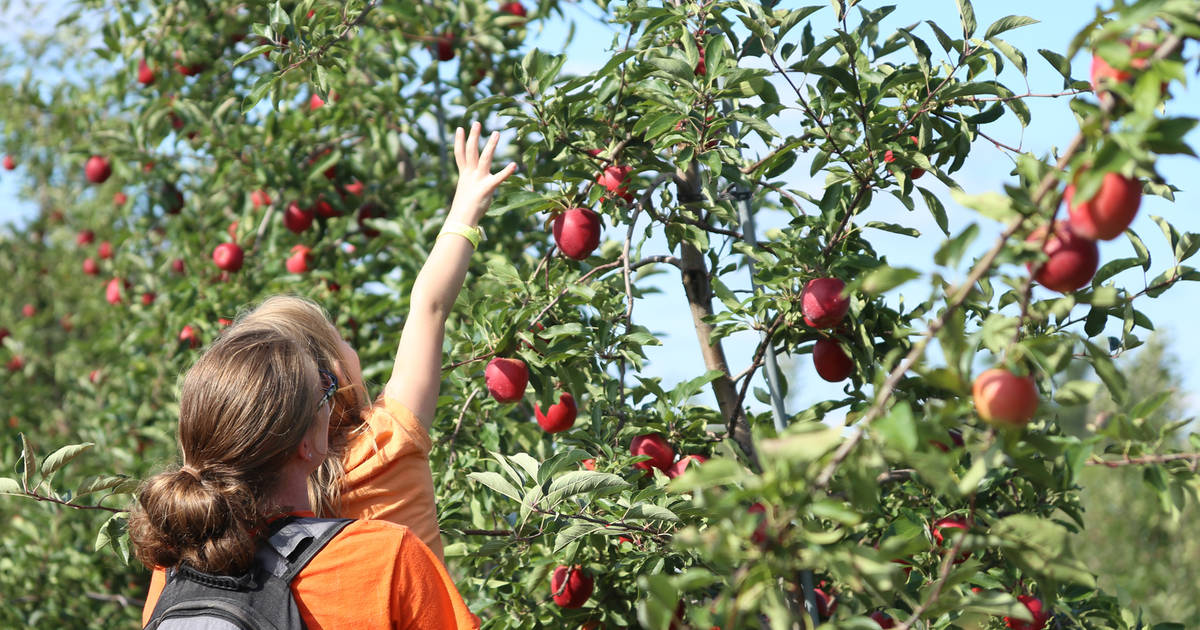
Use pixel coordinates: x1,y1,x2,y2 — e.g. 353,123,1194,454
134,123,514,626
130,328,476,628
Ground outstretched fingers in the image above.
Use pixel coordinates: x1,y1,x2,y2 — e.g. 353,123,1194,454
478,131,501,170
464,121,481,169
453,126,466,169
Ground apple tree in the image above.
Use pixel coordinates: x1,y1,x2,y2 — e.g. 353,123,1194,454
2,0,1200,628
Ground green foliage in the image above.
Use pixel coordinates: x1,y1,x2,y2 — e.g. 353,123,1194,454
1,0,1199,628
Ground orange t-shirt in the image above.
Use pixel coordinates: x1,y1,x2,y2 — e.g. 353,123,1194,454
141,516,476,629
340,396,444,560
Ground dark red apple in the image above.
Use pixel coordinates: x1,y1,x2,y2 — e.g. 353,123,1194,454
179,324,200,348
630,433,674,473
250,189,272,208
932,516,971,563
1004,594,1050,630
550,565,594,608
972,368,1038,427
283,201,315,233
171,258,185,274
141,292,156,306
85,156,112,184
98,241,113,259
535,392,577,433
665,454,707,479
6,356,24,372
433,33,456,61
357,203,385,238
212,242,244,272
813,587,837,619
137,59,156,85
82,258,99,275
1026,221,1099,293
286,244,311,274
499,1,527,18
105,278,127,305
485,357,528,402
552,208,602,260
1065,172,1142,241
868,611,896,628
801,277,850,328
76,230,95,246
748,502,770,546
813,338,854,382
312,199,339,217
596,165,634,202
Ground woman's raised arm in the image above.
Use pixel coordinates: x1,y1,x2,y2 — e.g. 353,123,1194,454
382,122,516,429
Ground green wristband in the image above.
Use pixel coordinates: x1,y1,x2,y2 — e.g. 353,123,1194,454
437,221,484,249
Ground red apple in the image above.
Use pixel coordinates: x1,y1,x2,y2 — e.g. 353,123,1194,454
972,368,1038,427
179,324,200,348
113,191,128,206
89,369,102,384
931,515,971,563
212,242,244,272
309,93,325,110
813,338,854,382
801,278,850,328
883,149,896,163
1090,40,1154,94
665,454,708,479
695,44,706,76
76,230,95,246
340,179,365,197
552,208,602,260
930,428,965,452
218,318,233,328
312,199,339,217
357,203,385,238
596,165,634,202
1004,594,1050,630
283,202,315,233
748,502,770,546
0,327,8,343
433,33,456,61
85,155,112,184
286,244,311,274
1026,221,1098,293
630,433,675,473
21,303,35,318
171,258,185,274
535,392,577,433
813,587,837,619
105,278,127,305
550,565,594,608
82,258,99,275
868,611,896,628
141,292,156,306
910,167,925,179
1065,172,1142,241
499,1,527,18
137,59,156,85
485,357,528,403
2,155,14,170
582,458,596,471
98,241,113,260
250,189,272,208
6,356,24,372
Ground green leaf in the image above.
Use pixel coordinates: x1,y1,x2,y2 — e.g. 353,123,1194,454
1038,48,1073,86
951,190,1017,222
553,523,602,553
859,266,920,295
983,15,1038,40
545,471,629,505
76,475,139,498
1054,380,1101,406
0,477,22,495
917,186,949,235
243,75,278,113
94,512,130,562
874,401,918,452
647,56,695,82
955,0,976,38
1085,340,1128,405
624,503,679,522
467,471,523,502
41,443,94,477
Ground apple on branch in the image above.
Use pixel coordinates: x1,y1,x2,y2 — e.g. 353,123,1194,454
550,565,594,608
485,357,528,403
1065,171,1142,241
552,208,602,260
630,433,675,473
1026,221,1099,293
535,392,577,433
212,242,244,273
85,155,112,184
973,368,1038,427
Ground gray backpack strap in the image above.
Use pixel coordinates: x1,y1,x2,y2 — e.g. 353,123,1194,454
255,517,354,582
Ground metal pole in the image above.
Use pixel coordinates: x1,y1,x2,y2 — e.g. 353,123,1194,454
721,98,817,628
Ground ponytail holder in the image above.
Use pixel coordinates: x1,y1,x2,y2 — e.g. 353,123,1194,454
180,465,203,482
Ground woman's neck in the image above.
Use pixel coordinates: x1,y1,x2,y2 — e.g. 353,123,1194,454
270,462,314,513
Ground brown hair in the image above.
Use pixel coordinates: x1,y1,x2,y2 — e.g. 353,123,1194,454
128,328,320,575
227,295,369,517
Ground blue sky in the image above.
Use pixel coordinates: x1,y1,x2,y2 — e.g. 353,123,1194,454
2,1,1197,422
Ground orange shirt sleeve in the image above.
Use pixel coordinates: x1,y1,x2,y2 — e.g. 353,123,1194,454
142,568,166,627
340,396,444,560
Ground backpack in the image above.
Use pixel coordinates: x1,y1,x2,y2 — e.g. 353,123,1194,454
145,516,353,630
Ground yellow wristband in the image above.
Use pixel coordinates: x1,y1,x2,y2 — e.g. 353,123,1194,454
437,221,484,249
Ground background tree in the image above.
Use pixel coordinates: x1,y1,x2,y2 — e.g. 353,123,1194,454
1,0,1199,629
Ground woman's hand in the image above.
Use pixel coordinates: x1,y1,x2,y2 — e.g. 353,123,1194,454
448,121,518,226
